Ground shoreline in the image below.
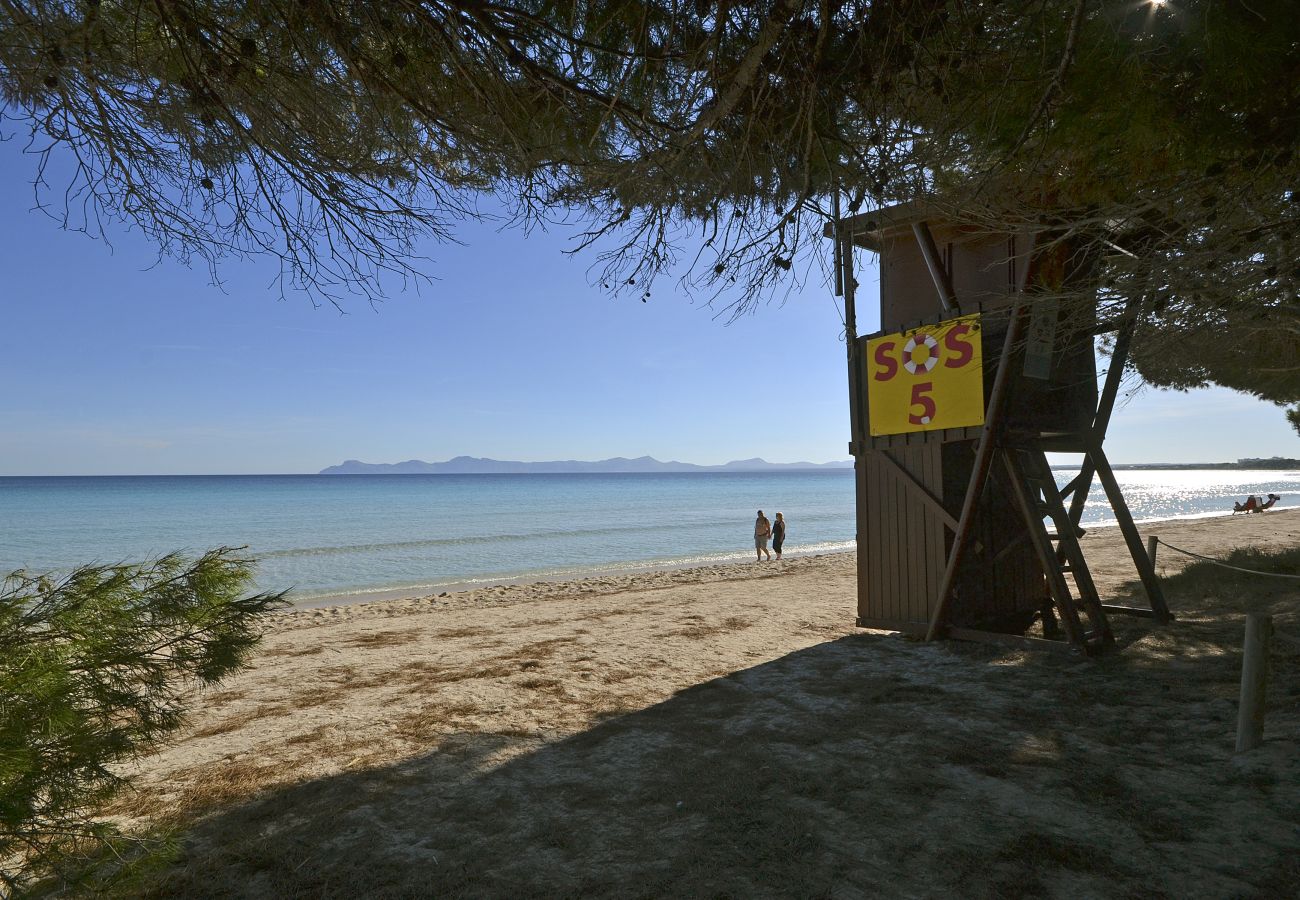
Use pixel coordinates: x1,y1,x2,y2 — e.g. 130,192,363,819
286,539,857,609
271,546,862,629
283,506,1291,612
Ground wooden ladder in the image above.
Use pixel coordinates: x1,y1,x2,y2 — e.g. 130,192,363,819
1002,446,1114,653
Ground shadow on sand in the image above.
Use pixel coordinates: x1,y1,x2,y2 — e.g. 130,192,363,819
149,566,1300,899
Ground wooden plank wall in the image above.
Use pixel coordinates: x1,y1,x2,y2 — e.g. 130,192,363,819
857,442,947,627
971,466,1045,627
943,446,1045,631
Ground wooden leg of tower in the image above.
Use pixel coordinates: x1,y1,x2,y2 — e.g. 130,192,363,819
1089,442,1173,623
926,308,1028,641
1028,449,1113,646
1002,452,1087,649
854,451,871,626
1063,460,1096,529
1040,601,1062,639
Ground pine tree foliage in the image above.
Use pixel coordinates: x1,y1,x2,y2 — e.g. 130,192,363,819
0,1,1295,420
0,549,288,892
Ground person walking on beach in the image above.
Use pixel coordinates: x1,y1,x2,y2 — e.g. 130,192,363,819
754,510,772,562
771,512,786,560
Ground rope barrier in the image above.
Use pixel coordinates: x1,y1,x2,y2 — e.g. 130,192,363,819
1154,538,1300,581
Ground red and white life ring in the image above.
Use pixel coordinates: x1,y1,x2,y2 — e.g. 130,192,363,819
902,333,939,374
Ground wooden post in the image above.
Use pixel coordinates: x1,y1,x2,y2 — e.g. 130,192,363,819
911,221,958,314
1147,535,1158,566
1066,304,1136,526
839,222,872,626
1236,613,1273,753
925,307,1027,641
1002,453,1085,647
1089,443,1172,623
1090,308,1136,437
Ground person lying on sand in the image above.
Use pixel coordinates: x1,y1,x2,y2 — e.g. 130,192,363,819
1234,494,1281,514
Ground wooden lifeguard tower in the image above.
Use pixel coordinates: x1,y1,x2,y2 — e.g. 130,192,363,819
827,202,1171,653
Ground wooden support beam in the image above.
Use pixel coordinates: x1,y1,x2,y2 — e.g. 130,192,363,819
1058,469,1092,501
877,450,960,532
840,225,874,626
1001,452,1086,648
1101,605,1159,619
991,533,1030,565
946,627,1077,654
832,193,844,298
1065,301,1137,527
925,309,1027,641
1093,308,1137,438
1058,457,1096,574
1089,442,1172,623
911,221,959,314
856,617,928,636
1027,448,1111,643
840,223,863,447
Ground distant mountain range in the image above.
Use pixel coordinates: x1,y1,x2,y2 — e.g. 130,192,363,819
320,455,1298,476
319,455,853,475
1061,458,1300,471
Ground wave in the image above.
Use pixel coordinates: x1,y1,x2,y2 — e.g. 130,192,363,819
258,523,685,559
256,519,852,560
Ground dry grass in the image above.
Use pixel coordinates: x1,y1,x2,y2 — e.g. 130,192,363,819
383,640,590,694
393,701,493,742
668,615,753,638
343,628,422,649
435,625,490,639
287,685,351,710
518,677,564,692
166,761,298,822
106,757,297,824
186,705,292,740
515,637,580,657
197,688,247,704
599,668,637,685
261,644,325,658
283,726,337,747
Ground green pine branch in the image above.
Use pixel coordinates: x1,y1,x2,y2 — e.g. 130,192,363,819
0,548,288,893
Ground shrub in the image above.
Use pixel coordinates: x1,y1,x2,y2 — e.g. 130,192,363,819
0,549,288,892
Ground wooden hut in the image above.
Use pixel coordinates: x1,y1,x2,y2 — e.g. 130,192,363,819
827,202,1170,652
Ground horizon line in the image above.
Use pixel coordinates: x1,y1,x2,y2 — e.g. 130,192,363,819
4,459,1296,478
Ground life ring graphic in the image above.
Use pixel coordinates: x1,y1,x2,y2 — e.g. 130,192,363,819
902,333,939,374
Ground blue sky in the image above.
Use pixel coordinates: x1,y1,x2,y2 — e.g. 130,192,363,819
0,139,1294,475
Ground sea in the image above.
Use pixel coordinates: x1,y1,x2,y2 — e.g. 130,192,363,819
2,468,1296,607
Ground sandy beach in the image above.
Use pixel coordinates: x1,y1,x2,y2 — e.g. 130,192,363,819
113,510,1299,897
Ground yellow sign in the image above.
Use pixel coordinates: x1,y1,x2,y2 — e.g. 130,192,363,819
866,314,985,436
